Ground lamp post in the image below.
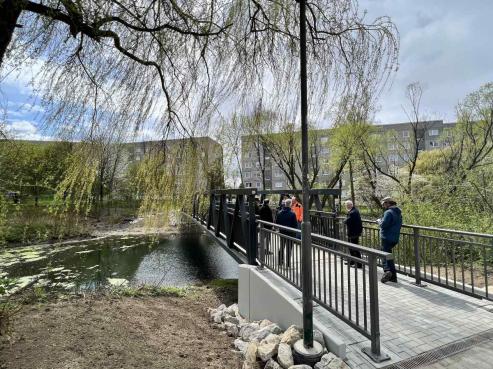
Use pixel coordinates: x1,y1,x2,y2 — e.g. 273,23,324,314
292,0,324,364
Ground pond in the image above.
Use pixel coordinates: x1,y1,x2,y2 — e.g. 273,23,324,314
0,222,238,295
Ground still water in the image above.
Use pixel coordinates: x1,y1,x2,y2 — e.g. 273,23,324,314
0,222,238,293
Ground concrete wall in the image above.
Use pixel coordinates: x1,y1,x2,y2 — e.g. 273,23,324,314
238,264,346,359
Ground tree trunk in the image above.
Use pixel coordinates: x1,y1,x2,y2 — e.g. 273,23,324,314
349,160,355,205
0,0,24,66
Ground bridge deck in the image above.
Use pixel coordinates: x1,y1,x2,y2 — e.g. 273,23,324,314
265,253,493,369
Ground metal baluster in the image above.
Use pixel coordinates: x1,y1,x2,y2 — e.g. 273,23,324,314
340,255,345,316
329,252,333,307
323,250,327,304
347,256,352,320
461,244,465,291
483,244,489,299
470,244,474,294
363,264,368,331
355,262,359,326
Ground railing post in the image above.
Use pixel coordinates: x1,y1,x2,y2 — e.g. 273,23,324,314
247,193,258,266
412,227,426,287
362,254,390,363
206,193,214,230
259,222,265,269
333,215,340,240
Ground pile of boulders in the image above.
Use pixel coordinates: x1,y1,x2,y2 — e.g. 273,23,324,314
207,303,350,369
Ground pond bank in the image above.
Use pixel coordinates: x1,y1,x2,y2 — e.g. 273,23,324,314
0,283,241,369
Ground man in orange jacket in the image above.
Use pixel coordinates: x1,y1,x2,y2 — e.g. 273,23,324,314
291,196,303,226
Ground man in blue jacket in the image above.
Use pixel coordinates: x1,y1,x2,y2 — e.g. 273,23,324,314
379,197,402,283
276,198,298,268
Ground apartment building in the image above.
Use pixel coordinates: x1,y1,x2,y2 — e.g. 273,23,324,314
241,120,455,190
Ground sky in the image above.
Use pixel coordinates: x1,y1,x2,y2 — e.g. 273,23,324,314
1,0,493,140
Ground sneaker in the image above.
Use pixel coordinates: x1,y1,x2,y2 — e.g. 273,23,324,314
389,274,398,283
380,271,393,284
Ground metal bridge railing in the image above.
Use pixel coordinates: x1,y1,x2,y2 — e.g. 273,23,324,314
257,220,393,362
309,210,493,301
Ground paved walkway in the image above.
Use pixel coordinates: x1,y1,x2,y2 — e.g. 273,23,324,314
262,250,493,369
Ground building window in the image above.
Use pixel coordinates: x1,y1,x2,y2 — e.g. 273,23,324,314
388,143,395,150
245,162,252,169
256,172,262,178
321,136,328,143
320,148,329,155
429,129,439,136
256,182,261,188
245,182,252,187
429,141,440,147
275,182,283,188
274,169,283,177
245,172,251,179
402,130,410,138
255,162,260,168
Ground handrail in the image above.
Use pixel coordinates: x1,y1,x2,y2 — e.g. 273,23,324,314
326,212,493,240
257,220,393,259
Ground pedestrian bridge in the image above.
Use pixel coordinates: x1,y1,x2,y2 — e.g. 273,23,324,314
190,188,493,369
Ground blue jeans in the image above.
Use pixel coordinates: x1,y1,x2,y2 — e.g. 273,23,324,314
381,239,397,275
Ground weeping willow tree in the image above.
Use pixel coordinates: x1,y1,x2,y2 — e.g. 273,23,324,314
1,1,399,228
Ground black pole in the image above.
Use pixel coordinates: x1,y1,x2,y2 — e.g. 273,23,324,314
299,0,314,348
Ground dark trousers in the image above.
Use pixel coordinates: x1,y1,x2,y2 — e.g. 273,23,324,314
279,237,293,267
348,236,362,267
381,239,397,275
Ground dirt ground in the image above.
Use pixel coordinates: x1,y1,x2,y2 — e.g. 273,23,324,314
0,287,242,369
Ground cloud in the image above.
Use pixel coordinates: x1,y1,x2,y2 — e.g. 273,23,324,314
5,120,52,141
360,0,493,124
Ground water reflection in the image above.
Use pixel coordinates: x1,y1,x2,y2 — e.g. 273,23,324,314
1,223,238,292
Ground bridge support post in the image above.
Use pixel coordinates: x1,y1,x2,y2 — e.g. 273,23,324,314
412,227,426,287
362,254,390,363
247,193,258,266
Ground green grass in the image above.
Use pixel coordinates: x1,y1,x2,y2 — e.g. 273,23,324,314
108,285,188,298
206,279,238,289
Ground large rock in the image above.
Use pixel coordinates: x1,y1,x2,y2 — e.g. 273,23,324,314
257,341,278,362
244,341,258,363
240,323,260,341
261,334,281,346
280,325,302,346
212,311,223,324
224,315,240,325
217,304,227,311
234,338,248,355
226,303,239,316
264,359,282,369
224,322,239,337
277,343,294,369
314,353,350,369
250,324,283,342
259,319,274,328
257,334,281,362
242,361,261,369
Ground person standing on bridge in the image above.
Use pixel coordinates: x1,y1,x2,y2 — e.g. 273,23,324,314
344,200,363,268
276,198,298,268
379,197,403,283
291,196,303,227
259,199,274,254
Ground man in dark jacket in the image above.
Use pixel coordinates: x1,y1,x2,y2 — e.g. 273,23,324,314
379,196,403,283
344,200,363,268
259,199,274,254
275,198,298,267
